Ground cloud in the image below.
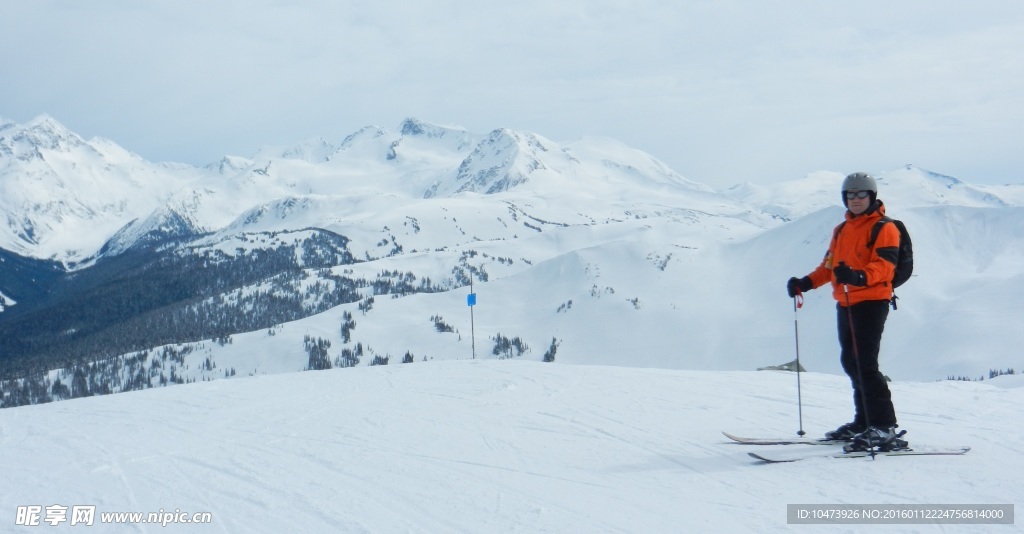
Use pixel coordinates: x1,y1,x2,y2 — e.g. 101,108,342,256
1,0,1022,189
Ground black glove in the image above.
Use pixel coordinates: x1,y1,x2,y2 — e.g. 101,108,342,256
787,276,812,298
833,263,867,286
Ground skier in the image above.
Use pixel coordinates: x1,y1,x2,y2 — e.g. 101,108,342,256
786,172,907,451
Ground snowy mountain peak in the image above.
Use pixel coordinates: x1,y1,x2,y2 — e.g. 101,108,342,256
877,165,1013,209
279,137,335,163
399,117,466,139
328,126,400,168
338,125,391,150
224,195,333,234
903,164,961,185
14,114,86,153
425,128,558,197
253,136,337,164
99,204,205,258
0,116,205,263
0,114,87,162
386,119,479,166
206,155,253,175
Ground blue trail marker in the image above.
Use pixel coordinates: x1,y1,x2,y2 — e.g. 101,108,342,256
469,277,476,359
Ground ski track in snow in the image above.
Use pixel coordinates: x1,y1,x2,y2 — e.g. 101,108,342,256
1,360,1021,532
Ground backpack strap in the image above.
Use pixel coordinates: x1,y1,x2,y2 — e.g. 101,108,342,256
866,215,893,249
833,217,890,249
832,221,847,242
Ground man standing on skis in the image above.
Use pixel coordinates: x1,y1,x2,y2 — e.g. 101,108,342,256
786,172,907,452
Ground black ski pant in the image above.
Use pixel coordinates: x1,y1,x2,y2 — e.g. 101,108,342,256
837,299,897,429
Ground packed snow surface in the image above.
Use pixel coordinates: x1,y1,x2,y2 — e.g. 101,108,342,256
2,360,1019,532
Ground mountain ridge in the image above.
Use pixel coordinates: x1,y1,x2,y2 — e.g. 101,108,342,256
2,115,761,264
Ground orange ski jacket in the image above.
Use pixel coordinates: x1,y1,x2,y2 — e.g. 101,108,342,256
807,201,900,306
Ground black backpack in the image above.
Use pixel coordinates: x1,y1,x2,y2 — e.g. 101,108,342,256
834,215,914,289
878,217,914,289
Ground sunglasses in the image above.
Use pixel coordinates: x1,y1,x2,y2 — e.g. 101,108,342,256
844,191,872,200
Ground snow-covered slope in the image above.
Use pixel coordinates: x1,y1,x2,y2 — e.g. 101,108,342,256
2,115,1022,393
1,360,1019,532
727,202,1024,379
14,193,1017,398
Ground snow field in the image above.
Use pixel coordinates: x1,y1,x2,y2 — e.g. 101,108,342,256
2,360,1020,532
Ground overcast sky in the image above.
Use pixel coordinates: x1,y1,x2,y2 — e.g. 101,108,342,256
3,1,1022,189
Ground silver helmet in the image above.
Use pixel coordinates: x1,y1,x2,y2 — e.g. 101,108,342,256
842,172,877,193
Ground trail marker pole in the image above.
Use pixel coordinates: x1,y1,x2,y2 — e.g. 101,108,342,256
467,276,476,359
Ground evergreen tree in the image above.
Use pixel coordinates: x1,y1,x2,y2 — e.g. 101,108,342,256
543,338,560,363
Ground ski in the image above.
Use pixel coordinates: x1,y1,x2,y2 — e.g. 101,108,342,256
748,446,971,463
722,431,846,446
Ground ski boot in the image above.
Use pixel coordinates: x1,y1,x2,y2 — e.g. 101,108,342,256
844,426,909,452
824,421,865,442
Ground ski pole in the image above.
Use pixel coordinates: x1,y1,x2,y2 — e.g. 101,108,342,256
793,290,805,436
842,277,876,459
